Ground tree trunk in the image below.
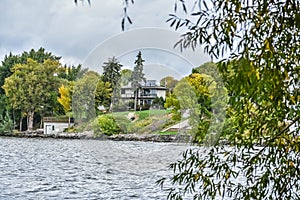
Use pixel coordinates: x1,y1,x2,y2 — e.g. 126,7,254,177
19,117,23,132
40,115,43,129
134,89,138,111
68,114,70,128
27,111,34,131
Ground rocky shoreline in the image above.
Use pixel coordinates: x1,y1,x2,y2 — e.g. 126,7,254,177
108,133,193,143
0,130,193,143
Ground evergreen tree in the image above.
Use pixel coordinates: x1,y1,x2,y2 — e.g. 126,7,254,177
57,64,85,81
130,51,146,111
102,57,122,90
101,57,122,110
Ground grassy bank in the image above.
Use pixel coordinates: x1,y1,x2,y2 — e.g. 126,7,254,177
92,109,179,136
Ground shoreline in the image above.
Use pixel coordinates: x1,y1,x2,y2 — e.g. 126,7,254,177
0,131,193,143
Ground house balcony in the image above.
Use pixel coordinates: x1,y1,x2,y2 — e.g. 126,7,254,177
140,94,158,98
121,94,135,99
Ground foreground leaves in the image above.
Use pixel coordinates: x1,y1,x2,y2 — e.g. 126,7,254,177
159,0,300,199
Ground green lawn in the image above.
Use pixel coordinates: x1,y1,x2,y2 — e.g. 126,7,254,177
102,109,173,134
158,131,178,135
111,109,170,121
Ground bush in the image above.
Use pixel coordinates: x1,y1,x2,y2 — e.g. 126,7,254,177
93,115,121,136
0,112,13,134
128,117,153,134
112,114,131,134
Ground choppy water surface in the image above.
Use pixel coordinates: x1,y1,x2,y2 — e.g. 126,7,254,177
0,137,191,199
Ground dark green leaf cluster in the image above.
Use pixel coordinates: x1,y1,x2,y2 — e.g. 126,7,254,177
57,64,85,81
102,57,122,90
130,51,146,90
130,51,146,111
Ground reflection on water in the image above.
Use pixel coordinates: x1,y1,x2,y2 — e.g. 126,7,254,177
0,137,191,199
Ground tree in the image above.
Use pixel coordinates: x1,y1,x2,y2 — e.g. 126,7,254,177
0,48,61,130
94,79,112,113
57,64,88,121
0,53,25,121
192,62,221,81
0,53,22,95
151,96,165,109
57,82,75,128
57,64,85,81
164,93,181,121
120,69,132,86
157,0,300,199
72,71,99,122
0,112,13,134
130,51,146,111
2,59,60,131
102,57,122,89
75,0,299,198
185,73,215,141
57,83,74,114
22,47,61,64
159,76,178,95
101,57,122,110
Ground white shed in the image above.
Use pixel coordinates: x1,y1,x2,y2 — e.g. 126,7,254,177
43,117,74,134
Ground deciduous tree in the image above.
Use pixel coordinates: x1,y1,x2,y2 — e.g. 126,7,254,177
120,69,132,86
72,71,99,122
94,79,112,112
57,83,74,114
3,59,60,131
0,48,61,129
159,76,178,95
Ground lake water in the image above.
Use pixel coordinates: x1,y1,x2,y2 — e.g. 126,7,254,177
0,137,191,199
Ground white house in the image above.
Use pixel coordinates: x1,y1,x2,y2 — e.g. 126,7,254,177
120,80,167,106
43,117,74,134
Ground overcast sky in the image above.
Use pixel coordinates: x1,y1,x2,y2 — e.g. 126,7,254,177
0,0,210,80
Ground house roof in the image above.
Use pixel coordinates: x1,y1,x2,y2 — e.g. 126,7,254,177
121,80,168,90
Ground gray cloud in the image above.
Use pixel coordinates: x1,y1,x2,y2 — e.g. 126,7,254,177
0,1,122,63
0,0,209,69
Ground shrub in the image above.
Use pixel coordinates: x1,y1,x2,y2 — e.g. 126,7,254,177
0,112,13,134
127,117,153,134
93,115,121,136
112,114,131,134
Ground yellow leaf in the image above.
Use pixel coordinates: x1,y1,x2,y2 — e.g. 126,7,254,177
290,95,296,104
256,71,260,79
289,160,294,168
264,39,271,50
235,2,241,13
264,38,275,53
225,171,230,180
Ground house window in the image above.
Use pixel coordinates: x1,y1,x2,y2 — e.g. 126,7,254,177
121,89,125,94
150,89,157,95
